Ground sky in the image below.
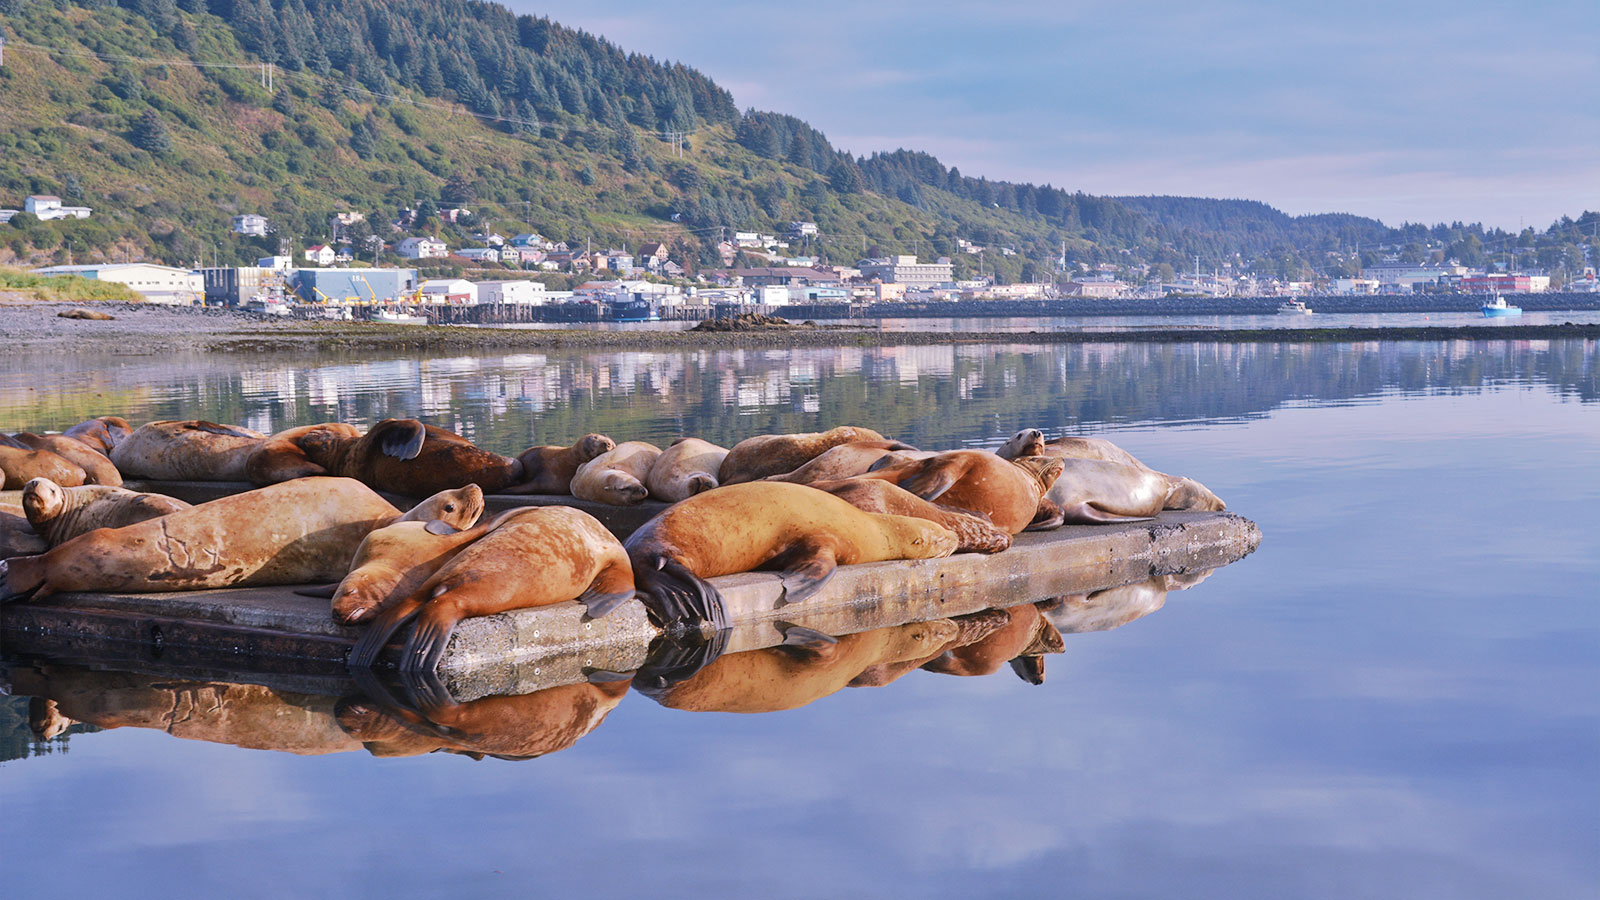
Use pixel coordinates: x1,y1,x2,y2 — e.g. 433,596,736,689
507,0,1599,231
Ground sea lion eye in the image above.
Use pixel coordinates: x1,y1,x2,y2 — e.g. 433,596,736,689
445,503,456,512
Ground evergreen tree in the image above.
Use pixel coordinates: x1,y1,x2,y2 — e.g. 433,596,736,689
130,108,172,155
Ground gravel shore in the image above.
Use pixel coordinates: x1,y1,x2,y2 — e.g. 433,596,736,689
2,301,1595,354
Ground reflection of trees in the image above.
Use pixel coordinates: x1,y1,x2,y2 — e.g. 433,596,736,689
1,340,1592,451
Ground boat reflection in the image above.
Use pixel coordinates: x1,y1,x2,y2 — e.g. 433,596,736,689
0,569,1217,762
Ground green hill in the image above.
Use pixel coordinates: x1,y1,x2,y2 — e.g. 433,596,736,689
0,1,1594,284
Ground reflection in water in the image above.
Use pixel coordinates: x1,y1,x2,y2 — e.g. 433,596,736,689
0,572,1206,762
0,340,1592,452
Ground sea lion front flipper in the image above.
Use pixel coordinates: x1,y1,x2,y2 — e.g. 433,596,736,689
348,593,427,668
584,668,636,683
1056,501,1153,526
424,519,459,536
899,466,958,502
1009,656,1046,684
577,563,636,619
400,604,459,676
372,419,427,461
776,546,838,606
635,553,727,634
192,421,258,438
294,582,340,599
1025,498,1067,531
775,621,838,656
0,557,46,603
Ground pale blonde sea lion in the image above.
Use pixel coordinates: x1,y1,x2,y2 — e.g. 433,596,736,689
20,477,190,546
570,441,662,505
108,420,267,481
808,478,1012,554
0,439,87,489
645,437,728,502
10,433,123,485
761,441,926,485
718,426,898,484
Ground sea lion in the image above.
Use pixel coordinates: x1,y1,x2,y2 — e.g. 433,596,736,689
1044,458,1226,523
0,440,87,489
570,441,662,505
857,450,1065,535
642,619,963,713
243,422,364,484
719,426,897,484
0,478,483,601
336,678,631,760
21,477,190,546
349,506,635,674
500,434,616,495
623,481,959,631
761,441,926,485
1039,572,1209,637
995,428,1152,470
920,603,1065,684
645,438,728,502
290,418,525,496
809,478,1012,554
1,502,47,560
10,433,123,485
61,416,134,455
109,420,267,481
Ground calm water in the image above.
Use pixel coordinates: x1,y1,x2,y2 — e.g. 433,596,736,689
1,337,1597,898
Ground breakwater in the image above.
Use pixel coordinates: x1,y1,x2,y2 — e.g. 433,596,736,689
782,292,1600,320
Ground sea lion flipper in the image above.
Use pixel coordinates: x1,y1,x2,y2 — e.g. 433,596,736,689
1025,498,1067,531
294,583,340,599
424,520,460,536
584,668,635,684
775,621,838,654
400,606,457,675
635,554,726,633
777,550,838,606
577,586,635,619
1054,501,1151,526
348,594,427,668
374,419,428,461
0,557,46,603
900,466,957,502
1009,656,1047,685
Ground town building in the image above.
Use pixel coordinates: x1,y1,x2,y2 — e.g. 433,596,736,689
200,266,282,306
455,247,503,263
24,195,92,221
1361,263,1468,292
637,242,670,272
789,221,819,238
856,255,955,288
1333,278,1380,295
257,256,294,270
290,268,418,305
1062,279,1127,299
232,214,269,236
303,244,336,266
419,278,479,304
396,236,448,260
476,280,549,305
1458,273,1550,293
33,263,202,304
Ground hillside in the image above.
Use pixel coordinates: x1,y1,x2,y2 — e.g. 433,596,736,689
0,0,1594,284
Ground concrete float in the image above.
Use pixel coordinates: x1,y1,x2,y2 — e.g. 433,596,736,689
0,510,1260,701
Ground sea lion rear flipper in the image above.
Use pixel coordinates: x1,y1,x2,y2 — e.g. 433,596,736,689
373,419,427,461
884,440,919,452
348,593,427,668
775,621,838,657
0,434,28,449
1056,501,1152,526
192,421,258,438
294,583,340,599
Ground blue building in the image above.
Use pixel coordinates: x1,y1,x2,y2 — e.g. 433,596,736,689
291,268,418,304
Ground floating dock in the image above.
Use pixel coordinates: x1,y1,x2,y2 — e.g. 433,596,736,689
1,505,1260,701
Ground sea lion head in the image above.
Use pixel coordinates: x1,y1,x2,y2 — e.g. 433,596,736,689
1168,476,1226,511
1010,455,1065,494
20,477,65,525
402,484,485,529
576,433,616,461
601,471,649,504
998,428,1046,459
295,423,362,466
883,516,959,560
28,698,74,741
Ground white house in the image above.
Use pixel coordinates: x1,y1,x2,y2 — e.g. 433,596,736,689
0,209,18,224
232,214,269,236
477,279,548,306
789,221,819,237
25,195,92,221
303,244,336,266
396,236,447,260
456,247,503,263
33,263,202,304
418,278,478,304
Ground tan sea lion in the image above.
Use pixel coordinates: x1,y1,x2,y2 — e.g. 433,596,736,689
857,450,1065,534
0,440,87,489
1,502,47,560
623,481,958,631
21,477,190,546
645,438,728,502
997,428,1226,511
243,422,365,484
336,678,632,760
10,433,123,485
500,434,616,495
61,416,134,455
809,478,1012,554
109,420,267,481
570,441,662,505
0,478,484,601
1045,458,1226,523
349,506,635,673
290,418,525,496
761,440,927,485
920,603,1065,684
719,426,897,484
643,619,963,713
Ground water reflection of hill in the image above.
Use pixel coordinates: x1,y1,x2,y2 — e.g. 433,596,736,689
0,340,1591,450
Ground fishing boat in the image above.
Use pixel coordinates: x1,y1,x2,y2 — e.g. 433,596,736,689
373,308,428,325
243,295,292,316
1480,294,1522,317
609,297,659,322
1277,299,1314,315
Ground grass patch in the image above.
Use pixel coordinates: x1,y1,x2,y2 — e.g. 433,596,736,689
0,266,140,303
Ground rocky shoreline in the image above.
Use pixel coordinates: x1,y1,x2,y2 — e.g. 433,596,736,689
1,301,1595,354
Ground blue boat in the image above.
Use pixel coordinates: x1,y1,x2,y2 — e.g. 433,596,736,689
1481,294,1523,318
609,298,659,322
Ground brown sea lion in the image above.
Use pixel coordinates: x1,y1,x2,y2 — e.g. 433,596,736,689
920,603,1065,684
10,433,123,485
349,506,635,673
293,418,525,496
995,428,1152,470
500,434,616,495
1,502,47,560
622,481,959,631
61,416,134,455
645,437,728,502
0,440,87,489
0,478,484,601
719,426,897,484
809,478,1012,554
570,441,662,505
643,619,963,713
243,422,365,484
857,450,1065,534
109,420,267,481
336,678,632,760
761,441,927,485
1044,458,1226,523
21,477,190,546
